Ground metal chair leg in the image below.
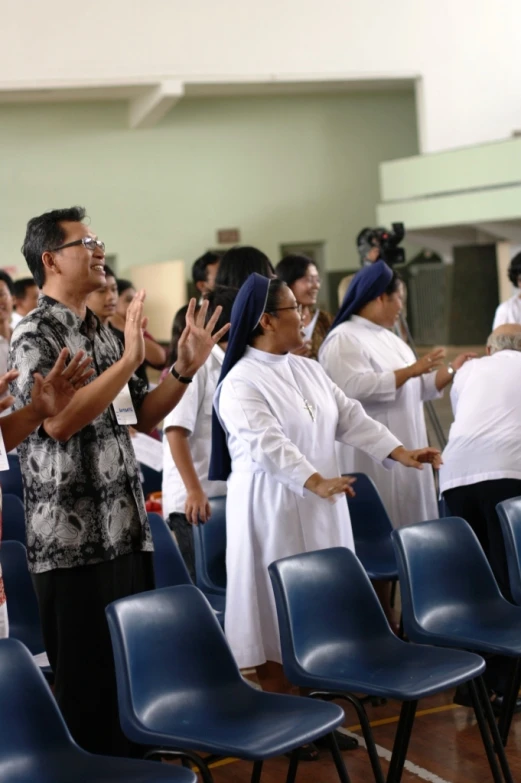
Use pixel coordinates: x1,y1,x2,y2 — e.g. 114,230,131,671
468,679,504,783
308,690,384,783
325,732,352,783
386,700,417,783
475,676,514,783
285,748,300,783
144,748,214,783
498,658,521,747
250,760,263,783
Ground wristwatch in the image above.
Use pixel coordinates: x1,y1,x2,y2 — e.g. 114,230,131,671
447,363,455,377
171,364,193,384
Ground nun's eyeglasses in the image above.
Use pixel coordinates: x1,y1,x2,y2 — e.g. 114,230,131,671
268,304,303,315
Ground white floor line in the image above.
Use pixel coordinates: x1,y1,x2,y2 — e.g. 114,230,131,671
338,728,454,783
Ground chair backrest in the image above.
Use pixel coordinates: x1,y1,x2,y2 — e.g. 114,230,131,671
193,496,227,593
0,541,45,654
106,585,242,725
496,496,521,605
392,517,506,644
268,547,393,680
0,638,72,757
2,493,26,544
147,512,192,588
346,473,394,544
0,455,24,500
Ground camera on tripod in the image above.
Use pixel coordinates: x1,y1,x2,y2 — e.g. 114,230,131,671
356,222,406,267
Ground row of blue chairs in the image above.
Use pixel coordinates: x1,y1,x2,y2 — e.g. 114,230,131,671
1,515,520,781
105,518,519,783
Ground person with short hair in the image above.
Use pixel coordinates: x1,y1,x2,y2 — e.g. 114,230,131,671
9,205,229,755
441,324,521,597
11,277,39,329
110,278,166,384
192,251,221,298
275,254,332,359
85,264,118,326
162,287,235,578
493,252,521,328
0,271,14,377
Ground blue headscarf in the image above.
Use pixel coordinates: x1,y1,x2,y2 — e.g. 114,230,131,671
330,260,393,331
209,273,271,481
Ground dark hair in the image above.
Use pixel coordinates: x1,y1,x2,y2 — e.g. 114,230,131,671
275,254,314,287
103,265,116,280
204,285,236,339
21,206,86,287
0,270,14,296
385,271,402,296
508,252,521,287
12,277,37,299
250,279,287,341
192,251,222,285
166,304,192,366
116,278,134,296
215,246,275,288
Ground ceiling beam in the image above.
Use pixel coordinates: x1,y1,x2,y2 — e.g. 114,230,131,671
128,80,184,129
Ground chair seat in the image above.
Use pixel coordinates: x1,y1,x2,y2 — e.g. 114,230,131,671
294,638,485,700
354,539,397,580
417,602,521,656
123,685,344,759
5,750,196,783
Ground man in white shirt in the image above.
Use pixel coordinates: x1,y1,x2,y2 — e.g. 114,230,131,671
493,252,521,329
441,323,521,599
162,287,233,579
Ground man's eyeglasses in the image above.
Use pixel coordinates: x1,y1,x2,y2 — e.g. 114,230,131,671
268,304,303,315
51,237,105,253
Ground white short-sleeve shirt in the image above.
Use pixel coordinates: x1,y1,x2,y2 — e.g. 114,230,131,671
440,350,521,493
162,345,227,516
493,295,521,329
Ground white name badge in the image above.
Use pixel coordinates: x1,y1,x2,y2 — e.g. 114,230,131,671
112,384,137,426
0,429,9,471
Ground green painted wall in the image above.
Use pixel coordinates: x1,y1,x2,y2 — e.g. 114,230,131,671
0,91,418,278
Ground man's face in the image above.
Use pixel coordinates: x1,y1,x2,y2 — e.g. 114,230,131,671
48,221,106,294
86,275,118,322
196,261,220,295
15,284,39,316
0,281,13,323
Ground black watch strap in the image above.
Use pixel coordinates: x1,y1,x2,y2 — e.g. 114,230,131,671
171,364,193,384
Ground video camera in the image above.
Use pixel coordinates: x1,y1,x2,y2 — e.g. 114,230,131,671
356,222,406,267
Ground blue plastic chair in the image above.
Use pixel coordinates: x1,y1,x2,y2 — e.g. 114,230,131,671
268,547,496,783
0,638,196,783
106,584,350,783
346,473,397,581
393,517,521,756
0,454,24,499
0,541,45,656
2,493,26,544
496,496,521,606
193,495,226,596
147,512,224,626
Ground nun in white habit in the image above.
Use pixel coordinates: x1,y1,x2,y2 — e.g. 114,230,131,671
319,261,475,529
209,272,442,696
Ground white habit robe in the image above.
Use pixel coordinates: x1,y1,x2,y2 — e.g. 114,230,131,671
319,315,440,529
215,346,400,669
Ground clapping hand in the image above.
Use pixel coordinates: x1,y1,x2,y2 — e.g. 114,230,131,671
410,348,446,377
175,298,230,378
123,290,147,370
32,348,94,419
